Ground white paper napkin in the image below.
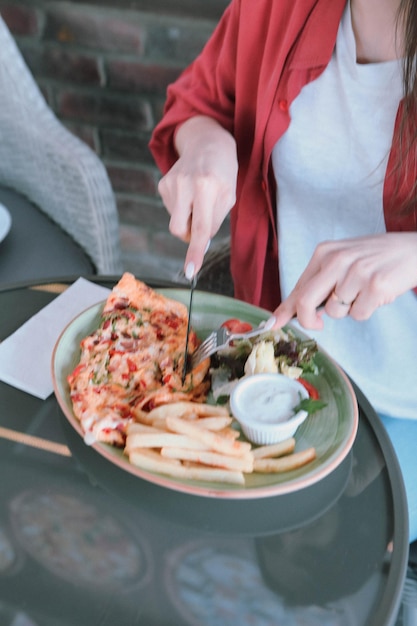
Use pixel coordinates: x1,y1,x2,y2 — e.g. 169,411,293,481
0,278,111,399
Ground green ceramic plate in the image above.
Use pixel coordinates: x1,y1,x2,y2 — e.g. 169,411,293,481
52,289,358,499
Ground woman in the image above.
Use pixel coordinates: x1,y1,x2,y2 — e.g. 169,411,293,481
149,0,417,542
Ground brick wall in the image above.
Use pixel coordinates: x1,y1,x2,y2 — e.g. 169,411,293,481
0,0,230,279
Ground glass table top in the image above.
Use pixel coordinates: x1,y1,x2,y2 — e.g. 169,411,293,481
0,277,409,626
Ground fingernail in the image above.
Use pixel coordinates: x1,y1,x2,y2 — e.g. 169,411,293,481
204,239,212,254
264,316,276,330
185,262,195,281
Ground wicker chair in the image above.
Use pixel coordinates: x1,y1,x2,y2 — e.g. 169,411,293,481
0,16,122,274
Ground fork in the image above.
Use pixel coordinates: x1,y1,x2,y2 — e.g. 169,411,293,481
189,317,276,371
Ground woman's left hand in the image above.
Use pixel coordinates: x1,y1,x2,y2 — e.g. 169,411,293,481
272,232,417,330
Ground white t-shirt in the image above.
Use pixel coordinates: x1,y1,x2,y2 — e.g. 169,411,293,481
272,2,417,419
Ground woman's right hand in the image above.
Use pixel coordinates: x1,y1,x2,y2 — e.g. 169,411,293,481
157,116,238,278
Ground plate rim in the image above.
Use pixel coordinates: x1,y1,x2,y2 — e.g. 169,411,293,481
52,289,359,500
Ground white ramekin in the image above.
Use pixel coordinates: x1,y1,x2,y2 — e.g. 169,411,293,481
230,373,309,445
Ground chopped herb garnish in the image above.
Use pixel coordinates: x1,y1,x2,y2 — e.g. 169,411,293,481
293,397,327,415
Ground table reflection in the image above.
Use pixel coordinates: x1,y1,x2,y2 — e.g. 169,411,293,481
0,400,395,626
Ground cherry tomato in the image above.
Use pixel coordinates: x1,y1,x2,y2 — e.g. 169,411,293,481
221,318,253,334
298,378,320,399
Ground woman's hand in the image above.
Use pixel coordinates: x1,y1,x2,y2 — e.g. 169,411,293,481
158,116,238,277
273,232,417,330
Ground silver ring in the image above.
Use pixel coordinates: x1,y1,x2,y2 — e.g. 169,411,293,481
330,291,352,307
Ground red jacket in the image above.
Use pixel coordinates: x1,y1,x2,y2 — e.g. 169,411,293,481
150,0,417,310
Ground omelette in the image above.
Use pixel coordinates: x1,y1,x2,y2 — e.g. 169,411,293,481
67,273,210,446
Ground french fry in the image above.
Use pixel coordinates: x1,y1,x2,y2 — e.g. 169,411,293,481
149,417,171,430
125,402,316,485
150,414,232,432
217,427,240,440
125,432,208,452
127,423,165,435
128,448,245,485
147,401,230,422
161,447,254,473
253,447,316,473
166,416,252,458
188,416,233,431
129,447,181,466
131,408,157,425
252,437,296,459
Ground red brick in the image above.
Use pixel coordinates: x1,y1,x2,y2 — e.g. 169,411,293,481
151,98,169,128
21,45,102,86
117,196,168,229
119,226,184,278
107,59,182,94
100,129,155,164
153,230,188,258
0,4,40,37
146,22,213,65
119,224,151,253
106,164,158,195
44,7,146,55
38,82,53,107
57,90,153,131
64,122,99,152
78,0,228,21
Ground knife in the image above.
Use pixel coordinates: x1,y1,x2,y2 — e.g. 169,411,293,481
181,240,211,384
182,272,197,384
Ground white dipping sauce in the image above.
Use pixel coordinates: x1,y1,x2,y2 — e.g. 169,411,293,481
231,374,308,424
230,374,310,445
238,379,301,423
